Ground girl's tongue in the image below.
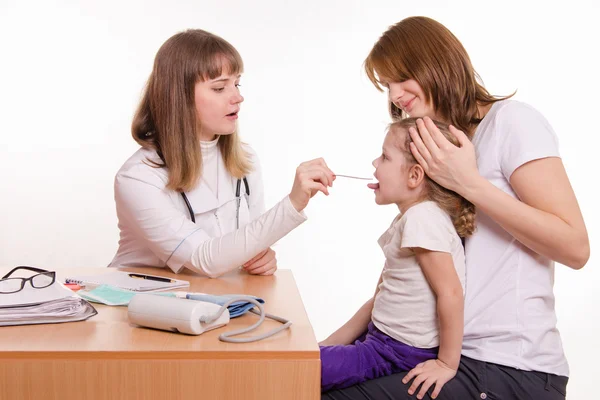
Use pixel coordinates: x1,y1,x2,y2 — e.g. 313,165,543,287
367,182,379,190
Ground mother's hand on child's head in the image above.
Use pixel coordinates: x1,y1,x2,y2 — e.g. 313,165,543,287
408,117,480,196
289,158,335,212
243,247,277,275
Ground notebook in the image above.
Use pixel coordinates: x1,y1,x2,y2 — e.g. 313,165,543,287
65,271,190,292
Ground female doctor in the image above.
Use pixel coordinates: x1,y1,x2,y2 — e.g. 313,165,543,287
108,29,334,278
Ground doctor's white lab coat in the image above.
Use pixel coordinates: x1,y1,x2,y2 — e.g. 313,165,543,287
109,145,266,274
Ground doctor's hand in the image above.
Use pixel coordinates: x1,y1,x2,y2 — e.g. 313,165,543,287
243,247,277,276
289,158,335,212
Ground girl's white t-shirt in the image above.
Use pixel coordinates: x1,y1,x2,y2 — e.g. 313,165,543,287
463,100,568,376
372,201,466,349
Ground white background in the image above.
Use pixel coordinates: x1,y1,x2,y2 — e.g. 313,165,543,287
1,0,598,397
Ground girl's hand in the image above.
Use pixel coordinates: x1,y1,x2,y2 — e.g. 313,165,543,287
403,359,457,399
289,158,335,212
243,247,277,275
408,117,481,196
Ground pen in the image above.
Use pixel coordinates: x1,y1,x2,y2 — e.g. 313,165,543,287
128,273,175,283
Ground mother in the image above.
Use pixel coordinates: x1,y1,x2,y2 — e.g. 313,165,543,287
323,16,589,400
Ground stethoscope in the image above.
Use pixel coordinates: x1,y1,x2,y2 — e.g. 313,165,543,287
181,177,250,229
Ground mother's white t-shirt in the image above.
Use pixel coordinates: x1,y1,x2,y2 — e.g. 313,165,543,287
463,100,568,377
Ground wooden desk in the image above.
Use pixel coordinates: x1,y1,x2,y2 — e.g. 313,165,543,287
0,268,320,400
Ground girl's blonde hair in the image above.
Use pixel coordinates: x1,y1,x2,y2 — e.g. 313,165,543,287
132,29,251,192
365,16,514,138
389,118,476,237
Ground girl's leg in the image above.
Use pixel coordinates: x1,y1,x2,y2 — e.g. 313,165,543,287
320,323,436,392
320,333,389,391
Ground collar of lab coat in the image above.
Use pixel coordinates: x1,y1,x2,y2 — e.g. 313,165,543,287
183,156,237,214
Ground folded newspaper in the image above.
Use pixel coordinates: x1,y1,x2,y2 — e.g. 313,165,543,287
0,281,97,327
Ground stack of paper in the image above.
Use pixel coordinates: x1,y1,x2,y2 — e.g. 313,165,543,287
0,297,97,326
0,281,97,327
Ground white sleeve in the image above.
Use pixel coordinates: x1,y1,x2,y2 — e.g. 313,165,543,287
189,196,306,278
116,164,307,278
497,102,561,180
114,168,212,272
399,203,454,253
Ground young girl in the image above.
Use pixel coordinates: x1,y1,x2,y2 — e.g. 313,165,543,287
109,29,334,277
320,118,475,399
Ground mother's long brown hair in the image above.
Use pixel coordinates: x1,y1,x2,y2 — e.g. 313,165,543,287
132,29,251,192
365,16,514,137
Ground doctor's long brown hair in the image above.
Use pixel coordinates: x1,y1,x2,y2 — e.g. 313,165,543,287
132,29,251,192
365,16,514,138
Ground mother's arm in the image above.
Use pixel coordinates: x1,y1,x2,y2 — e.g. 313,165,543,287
409,117,589,270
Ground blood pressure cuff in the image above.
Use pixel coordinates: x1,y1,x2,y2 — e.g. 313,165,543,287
184,293,264,318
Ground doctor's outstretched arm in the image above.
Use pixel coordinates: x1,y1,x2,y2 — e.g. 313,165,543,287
116,158,334,278
191,158,334,277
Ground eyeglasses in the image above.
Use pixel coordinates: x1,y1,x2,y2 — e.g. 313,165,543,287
0,266,56,294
